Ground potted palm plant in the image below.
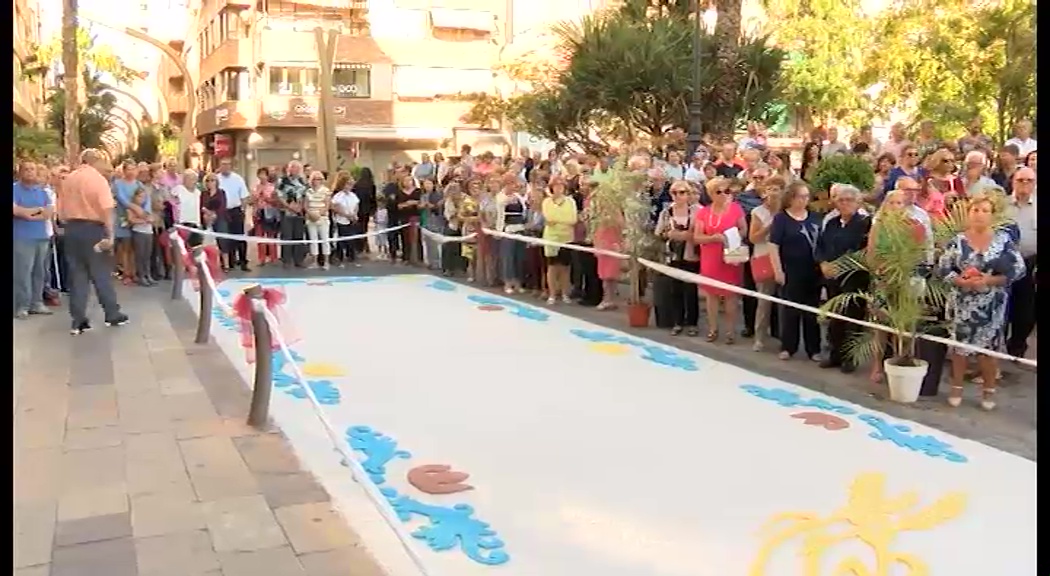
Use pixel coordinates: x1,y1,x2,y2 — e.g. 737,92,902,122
822,208,948,403
585,156,655,327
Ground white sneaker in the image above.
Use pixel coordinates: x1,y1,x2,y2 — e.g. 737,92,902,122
562,295,573,304
504,287,514,295
546,297,556,305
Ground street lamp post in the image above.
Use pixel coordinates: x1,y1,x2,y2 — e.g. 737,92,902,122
686,4,717,159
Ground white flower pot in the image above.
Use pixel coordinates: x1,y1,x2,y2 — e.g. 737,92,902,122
884,359,929,404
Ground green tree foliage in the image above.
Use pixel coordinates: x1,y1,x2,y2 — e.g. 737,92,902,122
24,27,140,84
46,72,119,151
134,127,161,163
14,125,64,161
762,0,872,126
472,0,784,153
859,0,1035,142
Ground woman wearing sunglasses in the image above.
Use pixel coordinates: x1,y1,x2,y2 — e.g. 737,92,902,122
694,177,747,343
656,181,700,335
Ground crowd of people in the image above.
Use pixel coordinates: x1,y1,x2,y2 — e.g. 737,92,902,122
13,118,1037,409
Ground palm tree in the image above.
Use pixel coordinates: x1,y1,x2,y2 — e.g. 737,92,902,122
708,0,743,136
61,0,80,165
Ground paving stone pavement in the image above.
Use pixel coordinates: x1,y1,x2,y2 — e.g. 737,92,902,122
13,287,387,576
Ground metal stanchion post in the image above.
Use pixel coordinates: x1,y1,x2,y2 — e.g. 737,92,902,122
170,230,183,301
193,246,213,344
244,284,274,428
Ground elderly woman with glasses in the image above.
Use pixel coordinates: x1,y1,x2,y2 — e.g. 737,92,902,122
656,181,701,335
769,181,823,361
693,176,747,343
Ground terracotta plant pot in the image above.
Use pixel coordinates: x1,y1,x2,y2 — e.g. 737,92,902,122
626,302,651,328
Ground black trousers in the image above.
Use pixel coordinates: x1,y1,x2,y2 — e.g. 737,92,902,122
150,229,170,279
779,268,822,357
440,228,465,273
1007,254,1038,358
570,244,603,306
668,260,700,327
280,216,307,266
742,259,757,332
333,223,356,263
225,207,248,266
825,275,868,366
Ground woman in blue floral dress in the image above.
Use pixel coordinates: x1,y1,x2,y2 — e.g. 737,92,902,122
935,192,1026,411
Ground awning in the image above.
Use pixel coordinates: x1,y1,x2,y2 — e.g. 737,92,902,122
335,125,453,141
429,8,494,33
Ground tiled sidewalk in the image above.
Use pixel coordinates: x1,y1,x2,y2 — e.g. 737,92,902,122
13,288,386,576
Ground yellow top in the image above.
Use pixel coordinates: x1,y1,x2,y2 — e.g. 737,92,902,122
541,196,578,257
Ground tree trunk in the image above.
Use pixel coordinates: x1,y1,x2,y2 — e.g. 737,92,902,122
708,0,743,137
61,0,80,165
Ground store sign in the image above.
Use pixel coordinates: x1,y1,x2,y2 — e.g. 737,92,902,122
292,103,319,118
214,134,233,157
215,108,230,124
333,84,359,97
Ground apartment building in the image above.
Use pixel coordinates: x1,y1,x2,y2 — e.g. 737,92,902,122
160,0,515,175
13,0,44,126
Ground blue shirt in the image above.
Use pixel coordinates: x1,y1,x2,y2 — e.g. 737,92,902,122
882,166,925,197
13,181,51,241
112,178,141,238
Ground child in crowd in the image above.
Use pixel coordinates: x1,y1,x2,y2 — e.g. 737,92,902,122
373,196,390,258
127,187,156,286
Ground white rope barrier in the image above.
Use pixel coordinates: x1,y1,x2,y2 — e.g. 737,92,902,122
184,242,434,576
257,302,438,576
178,223,1036,368
173,222,410,245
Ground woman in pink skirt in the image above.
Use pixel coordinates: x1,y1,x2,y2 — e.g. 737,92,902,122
592,202,623,310
694,177,747,343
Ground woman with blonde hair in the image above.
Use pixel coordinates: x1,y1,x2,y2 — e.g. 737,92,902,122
304,170,333,269
495,171,528,293
441,183,465,276
694,176,747,342
747,175,785,350
458,178,483,282
542,175,578,304
935,190,1025,410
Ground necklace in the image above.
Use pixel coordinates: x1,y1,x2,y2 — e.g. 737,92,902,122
707,205,728,230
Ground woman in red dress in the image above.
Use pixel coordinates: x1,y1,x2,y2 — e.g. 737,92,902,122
694,177,747,343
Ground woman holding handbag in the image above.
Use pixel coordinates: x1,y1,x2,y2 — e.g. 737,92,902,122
747,176,784,351
655,181,700,335
694,177,748,343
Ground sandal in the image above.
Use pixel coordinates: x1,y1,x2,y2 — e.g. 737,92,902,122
706,331,719,343
671,326,683,336
980,388,997,411
686,327,700,337
725,334,735,345
947,385,964,408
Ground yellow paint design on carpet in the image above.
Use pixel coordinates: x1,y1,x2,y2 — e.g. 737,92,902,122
748,472,966,576
302,362,346,377
588,343,631,356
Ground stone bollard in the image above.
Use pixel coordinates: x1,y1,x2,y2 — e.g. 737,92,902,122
193,246,212,345
244,284,274,429
169,230,183,301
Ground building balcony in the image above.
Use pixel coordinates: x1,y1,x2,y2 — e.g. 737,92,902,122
195,100,259,136
200,38,254,84
167,92,189,115
13,80,39,126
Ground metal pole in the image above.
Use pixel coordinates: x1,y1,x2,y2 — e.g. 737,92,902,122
244,284,274,428
193,246,213,344
169,231,183,300
685,0,704,159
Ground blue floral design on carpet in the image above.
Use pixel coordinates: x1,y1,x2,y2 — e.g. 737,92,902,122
739,384,968,463
426,279,458,292
570,329,699,371
467,295,549,322
271,349,342,405
380,486,510,566
345,426,411,484
345,425,510,566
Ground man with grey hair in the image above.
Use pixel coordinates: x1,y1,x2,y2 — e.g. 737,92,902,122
1005,166,1037,359
821,184,870,230
57,149,128,333
961,150,997,196
815,182,872,373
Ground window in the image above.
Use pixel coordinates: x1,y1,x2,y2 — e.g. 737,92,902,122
220,70,249,101
331,65,370,98
269,66,315,96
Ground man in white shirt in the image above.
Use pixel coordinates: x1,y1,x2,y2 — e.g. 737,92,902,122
172,169,202,226
1005,167,1037,359
683,151,708,184
1004,119,1038,158
663,151,686,181
216,157,251,271
894,176,934,262
821,127,850,157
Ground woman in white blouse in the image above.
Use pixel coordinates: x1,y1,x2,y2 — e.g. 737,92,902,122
330,171,359,267
495,172,528,293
